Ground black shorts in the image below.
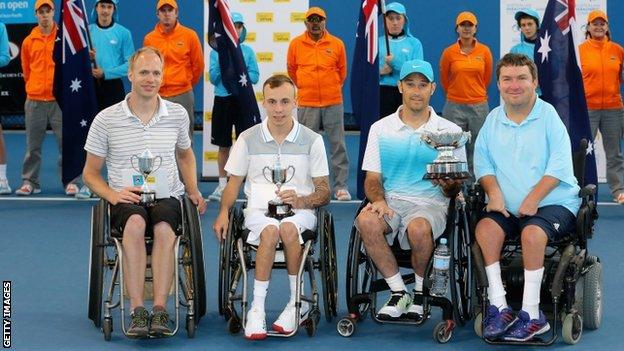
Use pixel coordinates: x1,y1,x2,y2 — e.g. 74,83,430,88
480,205,576,241
110,197,182,238
211,95,252,147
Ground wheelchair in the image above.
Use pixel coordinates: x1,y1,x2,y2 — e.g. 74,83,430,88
336,195,474,343
218,204,338,337
87,195,207,340
471,139,602,345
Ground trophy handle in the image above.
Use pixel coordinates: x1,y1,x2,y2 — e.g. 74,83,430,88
284,165,295,184
130,155,140,174
262,166,272,183
152,156,163,173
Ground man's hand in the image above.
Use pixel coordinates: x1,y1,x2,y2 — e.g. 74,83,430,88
384,54,394,64
188,191,207,214
213,211,229,242
277,189,302,209
518,196,539,217
362,200,394,220
110,186,142,205
486,194,510,218
89,49,96,61
92,67,104,79
431,178,463,197
380,64,392,75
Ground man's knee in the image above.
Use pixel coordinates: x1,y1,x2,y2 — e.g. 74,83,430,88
259,225,280,247
475,218,503,244
153,221,176,245
124,214,147,238
278,222,299,243
520,225,548,250
356,210,385,237
406,218,433,247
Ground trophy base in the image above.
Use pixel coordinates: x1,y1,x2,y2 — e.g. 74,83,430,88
266,201,294,220
424,162,471,180
138,191,157,207
423,171,472,180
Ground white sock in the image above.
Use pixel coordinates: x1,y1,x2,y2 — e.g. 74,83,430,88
251,279,269,312
522,267,544,320
414,273,424,293
219,177,227,188
485,262,508,311
385,272,407,293
288,274,303,304
0,164,6,179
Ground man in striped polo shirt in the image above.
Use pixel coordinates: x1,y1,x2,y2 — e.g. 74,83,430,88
356,60,465,322
83,47,206,338
213,74,331,340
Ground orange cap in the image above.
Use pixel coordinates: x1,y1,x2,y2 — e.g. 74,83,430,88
305,7,326,19
35,0,54,10
456,11,477,26
587,9,608,23
156,0,177,10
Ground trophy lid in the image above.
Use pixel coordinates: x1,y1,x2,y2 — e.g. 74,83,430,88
139,149,154,159
421,131,471,147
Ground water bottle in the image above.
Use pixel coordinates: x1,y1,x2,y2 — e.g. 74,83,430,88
430,238,451,297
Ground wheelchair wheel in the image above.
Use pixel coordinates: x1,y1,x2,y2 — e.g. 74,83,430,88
582,256,602,330
449,207,472,326
473,311,483,338
562,312,583,344
433,320,453,343
345,226,373,320
336,317,356,337
186,315,195,339
319,209,338,322
88,200,106,328
218,206,240,319
103,316,112,341
183,196,207,324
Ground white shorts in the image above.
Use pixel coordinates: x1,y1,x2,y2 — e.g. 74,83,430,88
383,197,448,250
243,208,317,246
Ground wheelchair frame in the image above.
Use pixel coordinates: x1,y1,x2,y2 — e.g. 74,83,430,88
336,195,475,343
218,205,338,338
87,195,207,340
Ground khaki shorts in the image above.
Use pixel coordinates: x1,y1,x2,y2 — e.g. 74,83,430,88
382,197,448,250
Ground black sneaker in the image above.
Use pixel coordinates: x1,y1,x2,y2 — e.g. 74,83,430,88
149,307,172,337
127,306,149,338
376,290,412,320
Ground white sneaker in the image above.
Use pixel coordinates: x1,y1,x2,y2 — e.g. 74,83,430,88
0,178,11,195
272,301,310,334
244,306,267,340
376,290,412,320
407,303,424,321
208,185,225,202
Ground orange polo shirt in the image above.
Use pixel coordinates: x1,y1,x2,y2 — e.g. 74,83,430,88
439,40,493,104
21,24,57,101
287,31,347,107
579,38,624,110
144,22,204,97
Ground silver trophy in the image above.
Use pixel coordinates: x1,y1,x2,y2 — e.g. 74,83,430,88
421,131,471,180
130,149,162,207
262,157,295,219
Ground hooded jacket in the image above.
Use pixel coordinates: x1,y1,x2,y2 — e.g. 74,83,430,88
21,24,57,101
510,9,541,60
580,38,624,109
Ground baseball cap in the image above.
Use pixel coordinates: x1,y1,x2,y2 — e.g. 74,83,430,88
587,9,608,23
400,59,434,82
231,12,244,24
35,0,54,10
305,7,326,19
157,0,177,10
385,2,406,15
456,11,477,26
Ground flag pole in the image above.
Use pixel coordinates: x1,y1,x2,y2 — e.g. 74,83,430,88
380,0,390,59
80,0,101,85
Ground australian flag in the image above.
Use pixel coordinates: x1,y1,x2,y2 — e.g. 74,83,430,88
535,0,597,187
351,0,381,199
208,0,260,126
53,0,98,185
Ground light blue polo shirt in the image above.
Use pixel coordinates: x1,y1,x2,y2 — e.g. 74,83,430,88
474,98,581,216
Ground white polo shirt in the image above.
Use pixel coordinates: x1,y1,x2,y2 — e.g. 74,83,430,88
225,117,329,209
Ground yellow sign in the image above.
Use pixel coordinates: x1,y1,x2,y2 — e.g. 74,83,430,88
204,72,210,82
246,32,257,42
240,0,256,3
291,12,305,23
273,32,290,42
204,111,212,122
256,12,274,23
204,151,218,162
256,52,274,62
274,0,290,3
255,91,264,102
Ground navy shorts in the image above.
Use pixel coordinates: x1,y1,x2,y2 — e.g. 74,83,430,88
480,205,576,241
211,95,252,147
110,197,182,238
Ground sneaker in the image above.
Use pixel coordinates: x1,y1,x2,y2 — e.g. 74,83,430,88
376,290,412,320
0,178,11,195
503,310,550,342
75,185,93,199
334,189,352,201
127,306,149,338
483,305,517,339
245,306,267,340
272,301,310,334
406,291,424,321
15,183,41,196
149,307,172,337
65,183,79,196
208,184,225,202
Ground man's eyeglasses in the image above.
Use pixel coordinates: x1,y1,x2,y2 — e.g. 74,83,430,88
306,16,325,23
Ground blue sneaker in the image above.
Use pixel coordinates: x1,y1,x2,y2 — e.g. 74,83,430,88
503,310,550,341
483,305,517,339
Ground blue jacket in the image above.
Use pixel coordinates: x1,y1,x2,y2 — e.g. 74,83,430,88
510,9,541,94
0,23,10,67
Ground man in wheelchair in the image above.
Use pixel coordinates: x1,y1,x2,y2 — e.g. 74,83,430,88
213,74,330,340
356,59,465,321
83,46,206,338
473,53,581,342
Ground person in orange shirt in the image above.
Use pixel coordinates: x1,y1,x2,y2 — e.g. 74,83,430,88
579,10,624,204
287,7,350,201
16,0,78,196
439,11,493,174
144,0,204,140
